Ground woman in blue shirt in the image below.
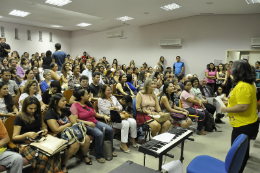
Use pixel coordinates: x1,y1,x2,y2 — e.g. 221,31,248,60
40,70,53,93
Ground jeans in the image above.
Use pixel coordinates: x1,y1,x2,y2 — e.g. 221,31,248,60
231,120,259,173
86,121,114,159
0,150,23,173
185,107,209,131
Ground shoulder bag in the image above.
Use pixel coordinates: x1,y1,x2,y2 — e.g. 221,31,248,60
148,113,170,123
60,122,87,145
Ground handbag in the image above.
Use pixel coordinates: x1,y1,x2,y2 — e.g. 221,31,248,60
170,112,186,120
148,113,170,123
110,110,122,123
61,122,87,145
30,134,67,156
120,111,130,120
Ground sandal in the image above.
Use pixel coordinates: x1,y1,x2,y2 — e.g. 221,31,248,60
97,158,105,163
120,145,131,154
112,152,118,157
130,141,138,148
62,165,68,173
83,155,92,165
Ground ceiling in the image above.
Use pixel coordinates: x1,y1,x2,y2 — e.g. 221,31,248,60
0,0,259,31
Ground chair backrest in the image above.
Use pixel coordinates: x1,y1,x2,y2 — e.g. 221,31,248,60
133,97,137,118
179,100,182,108
93,100,98,113
112,84,117,95
225,134,248,173
4,116,17,142
63,90,74,103
13,95,20,109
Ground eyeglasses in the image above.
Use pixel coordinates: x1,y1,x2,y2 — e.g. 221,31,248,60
82,107,90,111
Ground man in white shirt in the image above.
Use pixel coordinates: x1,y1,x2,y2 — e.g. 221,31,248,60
82,63,92,84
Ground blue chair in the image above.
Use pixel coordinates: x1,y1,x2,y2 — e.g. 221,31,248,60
133,97,137,118
187,134,248,173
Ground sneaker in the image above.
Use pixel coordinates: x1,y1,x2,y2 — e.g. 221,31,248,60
196,131,206,135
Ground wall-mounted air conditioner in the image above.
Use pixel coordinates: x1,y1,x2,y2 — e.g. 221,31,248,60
251,38,260,48
107,30,123,38
159,39,182,46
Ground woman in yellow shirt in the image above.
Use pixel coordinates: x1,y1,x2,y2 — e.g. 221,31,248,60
221,60,259,173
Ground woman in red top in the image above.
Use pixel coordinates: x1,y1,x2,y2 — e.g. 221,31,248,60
70,89,115,163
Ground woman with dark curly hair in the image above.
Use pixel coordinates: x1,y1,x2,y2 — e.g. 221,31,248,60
221,60,259,173
0,82,18,122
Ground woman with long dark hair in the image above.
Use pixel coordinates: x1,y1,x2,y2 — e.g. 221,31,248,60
160,82,191,128
221,60,259,173
116,74,134,96
71,89,114,163
13,96,62,173
61,62,72,90
1,58,9,70
31,65,42,83
121,64,126,74
20,58,30,71
216,63,228,92
45,93,91,172
112,59,118,67
68,65,81,90
0,82,18,122
42,50,52,70
20,69,41,94
205,63,216,92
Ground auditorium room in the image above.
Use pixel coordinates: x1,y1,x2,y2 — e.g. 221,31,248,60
0,0,260,173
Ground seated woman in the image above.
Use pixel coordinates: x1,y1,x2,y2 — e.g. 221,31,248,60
160,82,191,128
98,84,137,153
42,80,62,105
31,65,43,83
160,76,171,91
45,93,92,173
68,65,81,90
0,82,18,122
137,70,147,90
49,63,61,81
71,89,115,163
154,71,162,89
20,57,30,71
13,96,62,173
1,58,9,70
113,70,120,83
116,74,135,97
40,70,53,93
136,78,171,136
19,80,46,112
20,69,41,94
103,70,116,86
61,62,72,91
126,74,138,94
190,77,216,116
180,81,209,135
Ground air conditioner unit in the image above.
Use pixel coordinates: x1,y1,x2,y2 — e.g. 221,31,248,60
106,30,123,38
159,39,182,46
251,38,260,48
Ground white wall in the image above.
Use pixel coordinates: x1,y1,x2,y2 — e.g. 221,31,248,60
227,51,240,62
0,21,71,57
70,14,260,79
249,52,260,65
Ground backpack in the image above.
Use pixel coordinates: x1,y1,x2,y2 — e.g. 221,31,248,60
205,113,217,132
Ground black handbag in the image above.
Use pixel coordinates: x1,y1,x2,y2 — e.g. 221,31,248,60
110,110,122,123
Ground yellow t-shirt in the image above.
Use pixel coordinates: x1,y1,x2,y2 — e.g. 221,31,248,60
228,81,258,127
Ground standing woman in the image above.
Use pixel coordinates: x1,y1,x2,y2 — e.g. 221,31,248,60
68,65,81,90
221,60,259,173
45,93,91,173
129,60,135,68
13,96,62,173
205,63,216,92
61,62,72,90
216,63,228,94
42,50,52,70
1,58,9,70
0,82,18,122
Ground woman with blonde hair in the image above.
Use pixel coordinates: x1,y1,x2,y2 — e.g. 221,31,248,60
135,78,171,136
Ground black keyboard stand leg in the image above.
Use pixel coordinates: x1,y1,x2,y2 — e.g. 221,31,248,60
144,154,146,166
180,141,184,163
158,155,163,171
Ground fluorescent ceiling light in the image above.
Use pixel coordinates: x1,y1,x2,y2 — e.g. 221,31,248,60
116,16,134,21
245,0,260,4
161,3,182,11
9,10,30,17
76,23,91,27
45,0,72,7
50,25,63,27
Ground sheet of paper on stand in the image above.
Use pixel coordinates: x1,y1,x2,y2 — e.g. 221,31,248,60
162,160,183,173
206,97,214,105
215,96,228,117
152,133,175,143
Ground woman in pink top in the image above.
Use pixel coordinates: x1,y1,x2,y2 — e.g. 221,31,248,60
180,81,209,135
135,78,171,137
70,89,114,163
205,63,216,92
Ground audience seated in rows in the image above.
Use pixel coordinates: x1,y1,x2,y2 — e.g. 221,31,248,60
42,80,62,105
116,74,134,97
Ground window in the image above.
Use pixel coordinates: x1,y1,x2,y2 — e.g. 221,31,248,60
0,27,4,37
39,31,42,42
15,28,19,40
27,30,31,41
49,32,52,42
